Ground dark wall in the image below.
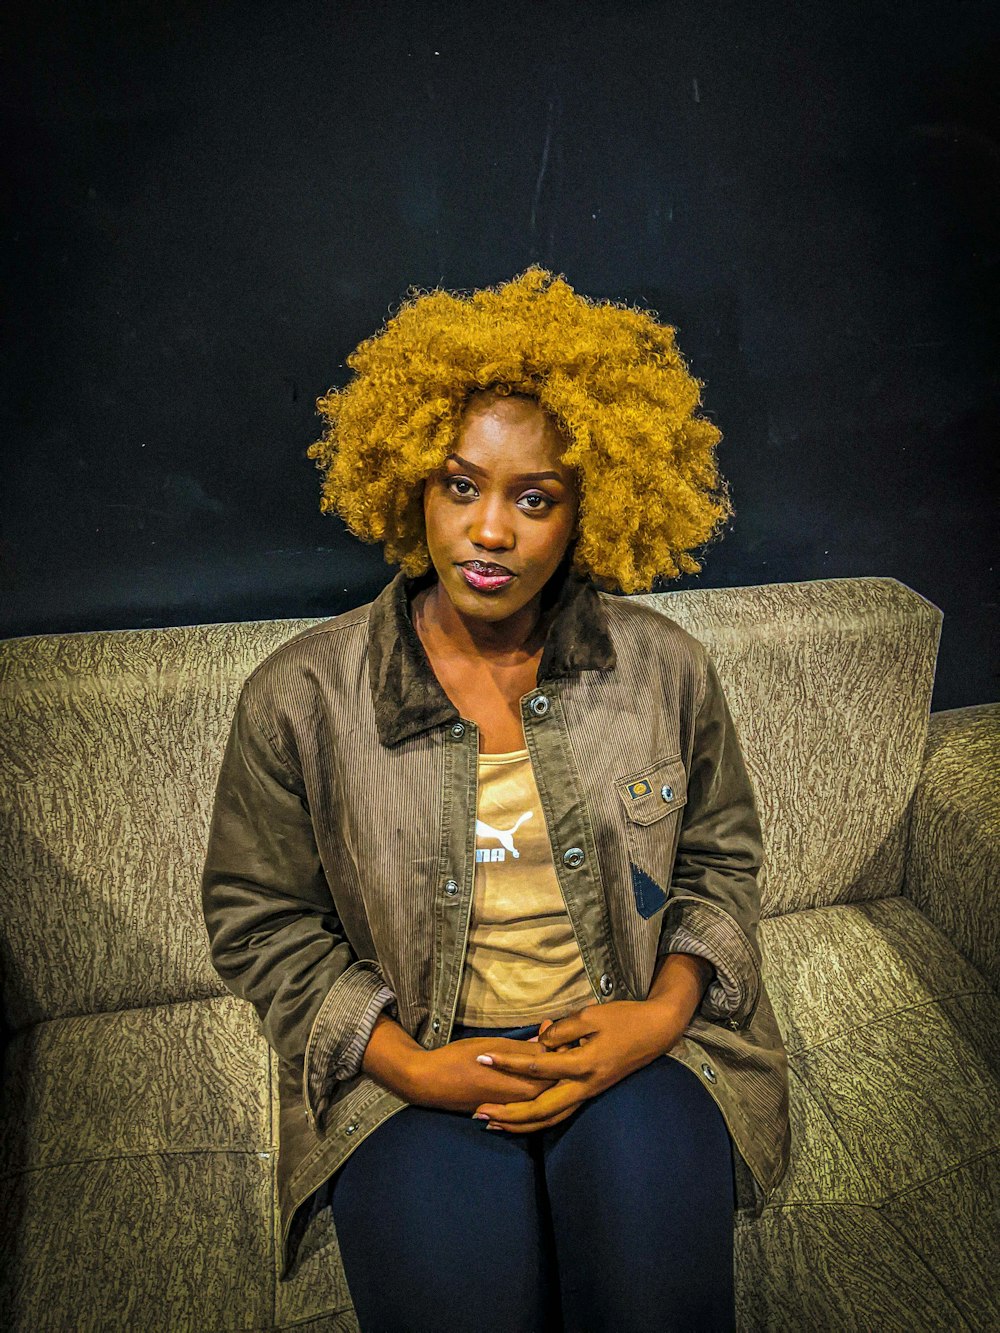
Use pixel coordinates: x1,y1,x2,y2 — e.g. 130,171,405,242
3,0,997,710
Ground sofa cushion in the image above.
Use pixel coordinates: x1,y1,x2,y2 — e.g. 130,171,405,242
0,995,276,1330
739,895,999,1328
736,1190,997,1332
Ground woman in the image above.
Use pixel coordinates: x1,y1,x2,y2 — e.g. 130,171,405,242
201,268,791,1332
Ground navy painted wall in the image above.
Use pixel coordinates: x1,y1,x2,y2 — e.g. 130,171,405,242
3,0,997,709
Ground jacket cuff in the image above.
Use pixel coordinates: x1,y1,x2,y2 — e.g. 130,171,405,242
664,923,740,1017
303,961,398,1129
658,895,760,1027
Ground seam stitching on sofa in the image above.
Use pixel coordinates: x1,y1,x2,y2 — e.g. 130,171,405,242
0,1147,271,1180
785,984,990,1057
766,1146,999,1213
785,1063,872,1201
6,989,241,1036
873,1205,977,1330
874,1145,999,1206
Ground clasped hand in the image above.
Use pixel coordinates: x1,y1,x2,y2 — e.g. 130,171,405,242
469,998,684,1133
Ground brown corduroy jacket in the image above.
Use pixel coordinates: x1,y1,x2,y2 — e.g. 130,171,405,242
201,565,791,1278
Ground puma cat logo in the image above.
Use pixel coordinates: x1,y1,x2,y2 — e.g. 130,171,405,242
475,811,533,862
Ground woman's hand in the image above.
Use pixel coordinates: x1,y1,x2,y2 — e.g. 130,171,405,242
405,1035,560,1114
470,999,687,1132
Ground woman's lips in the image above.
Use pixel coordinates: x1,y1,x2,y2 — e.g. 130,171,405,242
457,561,516,592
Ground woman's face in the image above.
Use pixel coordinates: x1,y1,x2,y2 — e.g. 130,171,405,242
421,392,579,628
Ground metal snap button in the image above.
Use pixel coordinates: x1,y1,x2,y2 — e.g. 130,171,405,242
345,1122,358,1134
563,846,585,869
701,1062,716,1083
661,785,674,801
431,1017,441,1033
444,879,459,896
529,695,550,717
450,722,466,739
599,973,615,995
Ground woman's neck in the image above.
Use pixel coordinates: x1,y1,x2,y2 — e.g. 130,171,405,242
412,580,548,665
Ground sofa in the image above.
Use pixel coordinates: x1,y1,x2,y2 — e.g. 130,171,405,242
1,574,997,1332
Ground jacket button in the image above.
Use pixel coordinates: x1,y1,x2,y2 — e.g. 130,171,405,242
661,785,674,801
431,1017,441,1033
450,722,466,739
701,1062,717,1083
444,879,459,896
563,846,585,868
345,1122,358,1134
529,695,550,717
599,973,614,995
726,1017,740,1030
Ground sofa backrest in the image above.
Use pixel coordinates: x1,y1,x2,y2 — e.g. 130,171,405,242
0,619,322,1030
0,576,941,1029
638,576,942,917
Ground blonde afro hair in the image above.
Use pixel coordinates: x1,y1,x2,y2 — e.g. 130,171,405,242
306,267,733,593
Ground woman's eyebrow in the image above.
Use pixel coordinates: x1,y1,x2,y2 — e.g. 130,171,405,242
445,452,566,483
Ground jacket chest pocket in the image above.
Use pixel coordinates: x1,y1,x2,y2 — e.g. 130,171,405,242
616,755,688,920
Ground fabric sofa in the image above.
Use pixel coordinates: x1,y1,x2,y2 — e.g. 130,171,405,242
1,574,997,1332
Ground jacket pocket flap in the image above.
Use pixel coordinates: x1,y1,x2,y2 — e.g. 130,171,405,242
616,755,688,825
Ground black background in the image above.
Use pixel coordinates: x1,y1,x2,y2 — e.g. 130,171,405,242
3,0,997,709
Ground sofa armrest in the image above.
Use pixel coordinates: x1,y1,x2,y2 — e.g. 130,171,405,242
902,703,999,992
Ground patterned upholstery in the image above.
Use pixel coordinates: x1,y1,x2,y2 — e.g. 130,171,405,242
1,576,997,1331
749,896,998,1330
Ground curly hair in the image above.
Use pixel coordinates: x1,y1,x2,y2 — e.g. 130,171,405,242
306,267,732,593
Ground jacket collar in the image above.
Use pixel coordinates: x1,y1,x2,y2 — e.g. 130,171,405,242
367,557,617,747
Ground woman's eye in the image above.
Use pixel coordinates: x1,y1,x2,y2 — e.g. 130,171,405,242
446,477,477,497
519,492,554,511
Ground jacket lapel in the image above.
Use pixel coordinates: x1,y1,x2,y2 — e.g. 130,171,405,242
367,559,617,747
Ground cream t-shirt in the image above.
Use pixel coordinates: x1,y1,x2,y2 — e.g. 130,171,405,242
454,747,594,1026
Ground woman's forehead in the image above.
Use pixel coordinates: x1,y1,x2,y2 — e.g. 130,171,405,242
452,397,571,477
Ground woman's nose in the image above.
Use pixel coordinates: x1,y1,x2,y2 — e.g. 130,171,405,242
469,497,514,550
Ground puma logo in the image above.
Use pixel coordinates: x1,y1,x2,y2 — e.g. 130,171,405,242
475,811,533,862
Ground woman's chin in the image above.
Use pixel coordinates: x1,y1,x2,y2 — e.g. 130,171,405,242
437,569,539,624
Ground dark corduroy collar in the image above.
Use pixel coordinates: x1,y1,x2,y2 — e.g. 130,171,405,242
367,560,617,747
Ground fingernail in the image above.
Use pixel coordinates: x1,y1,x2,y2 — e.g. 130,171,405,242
476,1055,494,1065
472,1113,489,1121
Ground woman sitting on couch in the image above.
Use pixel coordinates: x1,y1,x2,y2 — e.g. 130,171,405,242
201,266,791,1332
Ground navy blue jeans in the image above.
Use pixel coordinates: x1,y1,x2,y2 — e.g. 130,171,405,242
327,1021,736,1333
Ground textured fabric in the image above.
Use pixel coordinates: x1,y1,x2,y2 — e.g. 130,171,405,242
1,995,270,1176
1,1154,274,1332
200,564,787,1279
0,996,275,1330
305,966,398,1090
326,982,397,1085
742,892,999,1331
669,922,739,1014
632,576,942,915
456,747,594,1025
0,617,313,1028
903,702,999,992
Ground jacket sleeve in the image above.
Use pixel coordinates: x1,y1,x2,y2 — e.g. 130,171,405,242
201,682,397,1128
657,652,764,1030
